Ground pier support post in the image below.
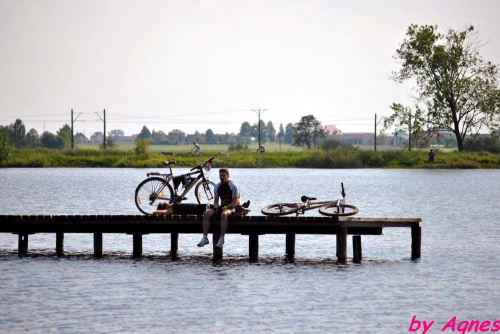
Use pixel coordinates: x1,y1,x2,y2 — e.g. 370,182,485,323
411,226,421,259
133,233,142,258
337,226,347,263
249,233,259,263
18,234,28,257
170,232,179,257
286,233,295,261
56,232,64,256
353,235,362,263
94,233,103,258
212,229,223,264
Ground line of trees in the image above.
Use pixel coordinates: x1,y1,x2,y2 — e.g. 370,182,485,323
0,114,329,152
0,119,73,149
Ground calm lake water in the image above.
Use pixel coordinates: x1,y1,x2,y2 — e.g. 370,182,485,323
0,168,499,333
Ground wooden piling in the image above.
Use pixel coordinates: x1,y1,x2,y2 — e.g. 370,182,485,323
411,226,421,259
56,232,64,256
249,233,259,263
353,235,362,263
133,233,142,258
18,234,28,257
286,233,295,261
170,232,179,257
212,229,223,263
93,232,103,258
337,226,347,263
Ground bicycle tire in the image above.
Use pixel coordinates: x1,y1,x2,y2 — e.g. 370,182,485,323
318,203,359,217
261,203,299,216
185,152,194,157
135,177,174,215
195,180,216,204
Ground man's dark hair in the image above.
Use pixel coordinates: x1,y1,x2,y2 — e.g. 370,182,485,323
219,168,229,175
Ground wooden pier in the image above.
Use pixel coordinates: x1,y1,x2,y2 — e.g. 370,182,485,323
0,214,421,263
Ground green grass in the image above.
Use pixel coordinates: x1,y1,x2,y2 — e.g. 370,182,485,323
78,142,302,152
3,147,500,168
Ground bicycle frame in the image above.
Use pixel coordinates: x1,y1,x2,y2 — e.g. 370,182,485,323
145,158,214,204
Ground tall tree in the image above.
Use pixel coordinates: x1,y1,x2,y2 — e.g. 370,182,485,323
267,121,276,142
41,131,64,149
0,132,10,164
205,129,215,143
386,24,500,151
12,119,26,148
285,123,294,144
26,128,41,148
57,124,72,149
137,126,152,140
292,115,325,149
108,129,124,137
239,122,251,138
278,123,285,143
151,130,167,143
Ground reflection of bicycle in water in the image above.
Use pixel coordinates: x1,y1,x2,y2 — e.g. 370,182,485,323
135,157,216,215
261,183,358,217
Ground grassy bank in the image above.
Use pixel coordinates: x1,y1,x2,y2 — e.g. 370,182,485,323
3,147,500,168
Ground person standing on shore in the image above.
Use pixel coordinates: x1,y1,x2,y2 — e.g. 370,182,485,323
197,168,240,248
428,149,435,163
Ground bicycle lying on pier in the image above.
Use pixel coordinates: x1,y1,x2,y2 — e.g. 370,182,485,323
135,157,216,215
261,183,359,217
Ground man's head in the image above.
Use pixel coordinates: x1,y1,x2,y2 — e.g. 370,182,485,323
219,168,230,183
193,141,196,145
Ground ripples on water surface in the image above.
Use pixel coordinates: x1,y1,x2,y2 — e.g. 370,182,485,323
0,168,499,333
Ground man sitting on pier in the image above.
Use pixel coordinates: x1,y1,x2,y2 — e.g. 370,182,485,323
198,168,240,248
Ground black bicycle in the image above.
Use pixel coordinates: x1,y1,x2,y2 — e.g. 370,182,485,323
135,157,216,215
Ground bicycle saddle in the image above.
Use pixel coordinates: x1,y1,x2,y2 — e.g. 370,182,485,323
301,196,316,203
161,161,176,166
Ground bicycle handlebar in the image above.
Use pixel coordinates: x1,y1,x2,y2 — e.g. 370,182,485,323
190,156,216,171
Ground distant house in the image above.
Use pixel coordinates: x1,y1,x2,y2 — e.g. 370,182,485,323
75,132,88,144
325,125,341,136
90,132,104,143
168,129,186,144
331,132,374,145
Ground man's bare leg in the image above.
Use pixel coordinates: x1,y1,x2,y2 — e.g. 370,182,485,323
202,209,215,235
220,210,231,236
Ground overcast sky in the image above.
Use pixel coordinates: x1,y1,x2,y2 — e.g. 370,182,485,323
1,0,499,137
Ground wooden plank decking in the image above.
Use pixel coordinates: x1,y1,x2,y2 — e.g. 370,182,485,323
0,215,422,263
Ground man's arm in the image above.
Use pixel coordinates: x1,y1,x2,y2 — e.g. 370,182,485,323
213,196,219,209
222,197,239,211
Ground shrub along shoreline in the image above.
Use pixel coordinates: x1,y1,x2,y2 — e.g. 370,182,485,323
2,148,500,169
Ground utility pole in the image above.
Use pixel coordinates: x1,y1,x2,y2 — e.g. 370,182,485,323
374,113,385,152
95,109,106,149
408,112,412,152
71,109,82,149
252,108,267,148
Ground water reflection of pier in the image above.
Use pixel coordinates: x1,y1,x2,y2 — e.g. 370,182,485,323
0,215,421,263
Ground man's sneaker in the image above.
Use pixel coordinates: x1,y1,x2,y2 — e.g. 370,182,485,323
197,237,209,247
216,238,224,248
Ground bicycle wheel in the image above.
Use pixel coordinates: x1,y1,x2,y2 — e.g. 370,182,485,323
185,152,194,157
261,203,299,216
135,177,174,215
318,203,359,217
195,180,216,204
